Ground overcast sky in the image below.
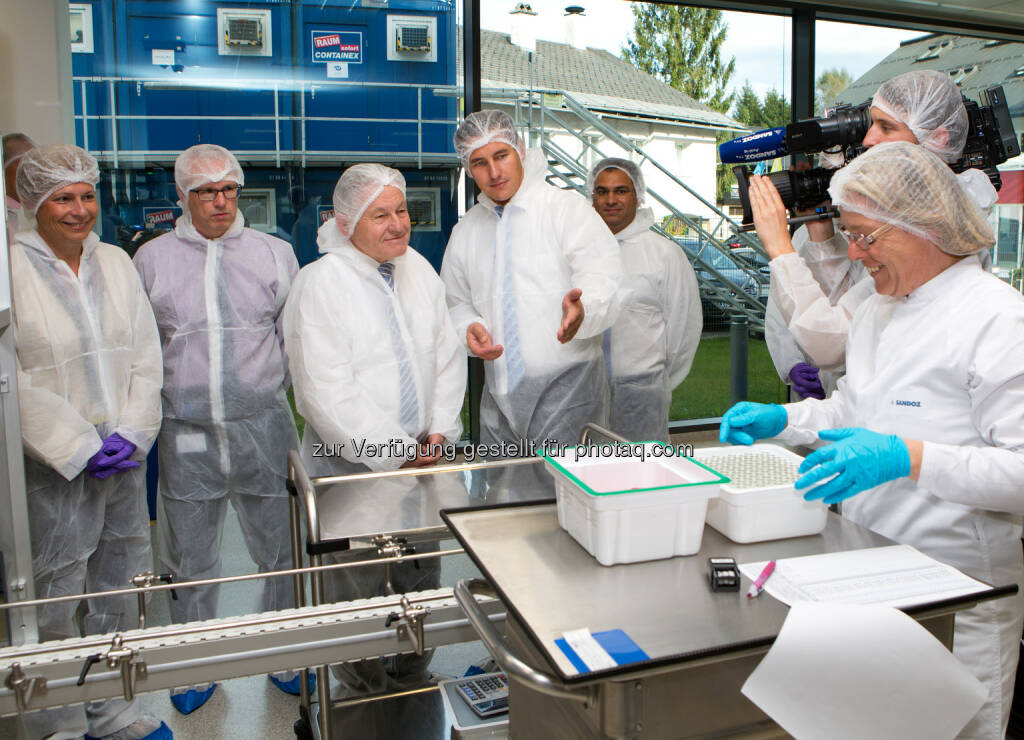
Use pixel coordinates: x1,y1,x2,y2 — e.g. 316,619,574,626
477,2,922,104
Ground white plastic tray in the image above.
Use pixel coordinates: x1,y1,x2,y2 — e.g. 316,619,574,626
692,444,827,544
541,442,727,565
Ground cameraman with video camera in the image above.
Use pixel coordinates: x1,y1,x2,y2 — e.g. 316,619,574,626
760,69,998,400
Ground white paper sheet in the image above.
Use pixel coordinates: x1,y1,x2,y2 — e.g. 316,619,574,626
739,544,990,608
742,603,986,740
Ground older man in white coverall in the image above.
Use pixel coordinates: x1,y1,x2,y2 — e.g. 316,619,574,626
134,144,303,713
441,110,623,453
284,164,465,699
763,69,997,399
14,145,170,740
588,157,702,443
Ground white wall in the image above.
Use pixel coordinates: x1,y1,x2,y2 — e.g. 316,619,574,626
0,0,75,145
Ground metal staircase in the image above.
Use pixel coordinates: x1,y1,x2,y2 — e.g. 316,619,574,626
490,88,768,329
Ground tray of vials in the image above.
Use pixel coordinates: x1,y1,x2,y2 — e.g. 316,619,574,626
691,444,827,544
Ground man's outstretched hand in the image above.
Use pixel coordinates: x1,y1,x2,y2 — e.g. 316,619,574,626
557,288,584,344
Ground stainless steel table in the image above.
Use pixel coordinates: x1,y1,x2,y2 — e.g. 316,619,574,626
445,502,1015,739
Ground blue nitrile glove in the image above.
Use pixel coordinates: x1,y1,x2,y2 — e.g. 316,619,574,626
788,362,825,400
86,433,138,477
91,458,141,480
795,427,911,504
719,402,788,446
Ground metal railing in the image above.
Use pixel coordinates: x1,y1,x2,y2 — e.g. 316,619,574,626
72,76,462,169
488,86,767,328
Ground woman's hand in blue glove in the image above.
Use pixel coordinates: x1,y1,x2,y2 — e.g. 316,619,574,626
795,427,911,504
719,403,788,446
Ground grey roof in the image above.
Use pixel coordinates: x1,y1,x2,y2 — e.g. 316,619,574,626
457,27,741,130
836,33,1024,126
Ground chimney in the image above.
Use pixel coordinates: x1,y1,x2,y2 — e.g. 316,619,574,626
509,3,538,53
564,6,586,50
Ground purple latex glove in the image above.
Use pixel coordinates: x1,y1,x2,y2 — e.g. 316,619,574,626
85,433,137,477
788,362,825,400
92,459,141,480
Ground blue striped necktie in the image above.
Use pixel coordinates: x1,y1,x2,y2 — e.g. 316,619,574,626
377,262,420,433
495,206,525,390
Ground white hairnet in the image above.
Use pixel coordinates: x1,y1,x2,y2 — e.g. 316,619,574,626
174,144,244,196
871,70,968,163
588,157,646,205
3,132,37,168
16,145,99,216
453,110,525,168
829,141,993,256
332,163,406,238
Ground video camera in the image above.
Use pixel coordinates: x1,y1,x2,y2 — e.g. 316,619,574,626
721,85,1021,225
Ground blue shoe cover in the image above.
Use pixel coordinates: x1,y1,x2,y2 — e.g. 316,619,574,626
170,683,216,715
269,671,316,696
85,720,174,740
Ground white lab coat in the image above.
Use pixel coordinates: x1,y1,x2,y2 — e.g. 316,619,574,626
441,147,623,448
765,224,864,395
777,254,1024,740
768,170,998,377
605,208,702,442
285,223,465,476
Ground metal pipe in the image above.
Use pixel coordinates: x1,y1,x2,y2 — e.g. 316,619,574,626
0,548,463,614
108,80,118,169
730,315,749,405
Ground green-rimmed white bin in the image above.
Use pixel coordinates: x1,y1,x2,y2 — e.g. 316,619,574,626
541,441,729,566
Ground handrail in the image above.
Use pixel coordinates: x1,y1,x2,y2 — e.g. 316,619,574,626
71,76,461,167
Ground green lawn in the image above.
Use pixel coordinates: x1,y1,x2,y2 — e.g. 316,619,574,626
288,336,788,440
670,336,788,420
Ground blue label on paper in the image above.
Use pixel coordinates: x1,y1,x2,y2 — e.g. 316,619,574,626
555,629,649,674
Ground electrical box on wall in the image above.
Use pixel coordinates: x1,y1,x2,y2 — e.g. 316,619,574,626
406,187,440,231
238,188,278,233
217,8,272,57
69,3,94,54
386,15,437,63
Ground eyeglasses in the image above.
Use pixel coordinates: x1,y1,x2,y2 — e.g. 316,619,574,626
191,185,241,202
838,223,893,247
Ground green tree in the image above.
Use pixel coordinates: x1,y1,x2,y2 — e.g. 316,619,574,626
815,67,853,114
622,6,736,114
760,89,791,128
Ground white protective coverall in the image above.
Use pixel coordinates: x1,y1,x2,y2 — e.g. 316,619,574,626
133,212,299,624
284,221,465,477
606,207,702,442
13,229,163,738
768,170,997,376
441,148,623,451
284,221,464,694
776,254,1024,740
765,225,865,395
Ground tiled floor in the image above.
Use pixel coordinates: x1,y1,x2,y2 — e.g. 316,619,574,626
3,508,486,740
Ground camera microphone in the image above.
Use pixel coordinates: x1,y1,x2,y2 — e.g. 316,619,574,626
718,127,788,164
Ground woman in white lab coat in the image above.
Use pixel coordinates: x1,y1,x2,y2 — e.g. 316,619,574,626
719,141,1024,740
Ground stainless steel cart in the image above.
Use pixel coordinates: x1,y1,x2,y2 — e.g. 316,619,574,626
287,451,559,739
446,502,1016,739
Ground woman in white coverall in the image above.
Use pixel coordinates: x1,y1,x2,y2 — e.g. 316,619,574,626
12,146,169,740
588,157,702,443
763,69,995,397
721,141,1024,740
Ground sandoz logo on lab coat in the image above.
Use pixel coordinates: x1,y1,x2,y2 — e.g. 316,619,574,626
893,399,922,407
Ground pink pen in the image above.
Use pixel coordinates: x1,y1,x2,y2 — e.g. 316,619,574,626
747,560,776,599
